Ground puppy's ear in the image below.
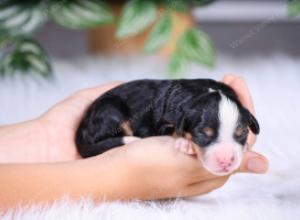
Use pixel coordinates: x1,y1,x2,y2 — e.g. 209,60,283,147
219,82,239,100
245,109,260,135
249,113,260,134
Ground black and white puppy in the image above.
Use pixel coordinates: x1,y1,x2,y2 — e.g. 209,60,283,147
75,79,259,176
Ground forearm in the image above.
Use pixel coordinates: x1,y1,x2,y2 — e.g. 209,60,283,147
0,152,127,210
0,120,47,163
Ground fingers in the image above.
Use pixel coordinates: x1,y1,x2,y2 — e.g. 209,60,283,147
222,74,237,84
80,81,123,101
222,74,255,115
155,137,222,181
134,136,218,180
63,81,123,111
246,132,257,149
237,151,269,174
183,150,268,197
188,149,268,183
231,78,255,115
85,81,123,95
182,176,229,197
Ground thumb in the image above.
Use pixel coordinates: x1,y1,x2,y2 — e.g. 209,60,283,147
238,151,269,174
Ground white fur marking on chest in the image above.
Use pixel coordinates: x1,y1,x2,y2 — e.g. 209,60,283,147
122,136,141,144
208,88,216,93
218,94,239,142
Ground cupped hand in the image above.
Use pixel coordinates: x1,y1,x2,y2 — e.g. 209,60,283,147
37,82,122,162
100,136,268,200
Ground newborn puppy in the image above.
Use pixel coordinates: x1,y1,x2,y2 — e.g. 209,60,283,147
76,79,259,176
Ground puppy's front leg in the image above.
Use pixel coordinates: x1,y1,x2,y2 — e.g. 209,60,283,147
174,138,196,155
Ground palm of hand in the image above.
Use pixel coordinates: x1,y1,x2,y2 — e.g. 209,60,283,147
39,97,84,161
39,83,120,162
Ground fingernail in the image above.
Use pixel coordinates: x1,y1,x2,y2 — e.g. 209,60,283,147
247,158,267,173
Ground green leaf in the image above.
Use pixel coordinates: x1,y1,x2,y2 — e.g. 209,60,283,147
49,0,114,30
162,0,189,12
0,39,52,77
0,36,7,48
144,12,172,53
288,0,300,17
0,0,46,37
168,51,188,79
117,0,157,38
178,28,215,68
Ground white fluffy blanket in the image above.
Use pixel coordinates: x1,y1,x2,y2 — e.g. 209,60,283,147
1,54,300,220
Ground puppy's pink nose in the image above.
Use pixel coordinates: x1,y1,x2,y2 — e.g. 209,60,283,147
202,144,242,176
216,155,235,168
215,151,236,170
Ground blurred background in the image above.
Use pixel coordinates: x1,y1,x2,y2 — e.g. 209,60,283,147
1,0,299,124
35,0,300,58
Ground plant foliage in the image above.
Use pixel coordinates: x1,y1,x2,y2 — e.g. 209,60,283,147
144,12,172,53
0,0,217,78
117,0,157,38
49,0,114,29
0,39,51,77
288,0,300,17
168,28,215,78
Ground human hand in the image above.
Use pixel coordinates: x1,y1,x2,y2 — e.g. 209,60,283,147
100,136,268,200
0,136,267,208
37,82,121,162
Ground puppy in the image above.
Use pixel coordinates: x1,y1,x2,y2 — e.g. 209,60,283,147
75,79,259,176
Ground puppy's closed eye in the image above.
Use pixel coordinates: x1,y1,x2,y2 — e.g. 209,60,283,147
235,126,247,137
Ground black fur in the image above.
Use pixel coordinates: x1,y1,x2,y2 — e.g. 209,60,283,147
75,79,259,158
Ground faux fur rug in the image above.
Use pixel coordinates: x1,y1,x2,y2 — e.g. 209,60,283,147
1,54,300,220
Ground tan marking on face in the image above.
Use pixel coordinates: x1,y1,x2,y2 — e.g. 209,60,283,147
121,121,133,136
203,127,214,137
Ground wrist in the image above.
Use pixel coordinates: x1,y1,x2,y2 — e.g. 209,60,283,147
0,119,48,163
87,149,135,201
81,147,153,201
0,152,131,208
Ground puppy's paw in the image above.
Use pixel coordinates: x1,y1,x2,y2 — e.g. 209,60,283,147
174,138,195,155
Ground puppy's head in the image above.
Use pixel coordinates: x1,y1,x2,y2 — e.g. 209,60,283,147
181,88,259,176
